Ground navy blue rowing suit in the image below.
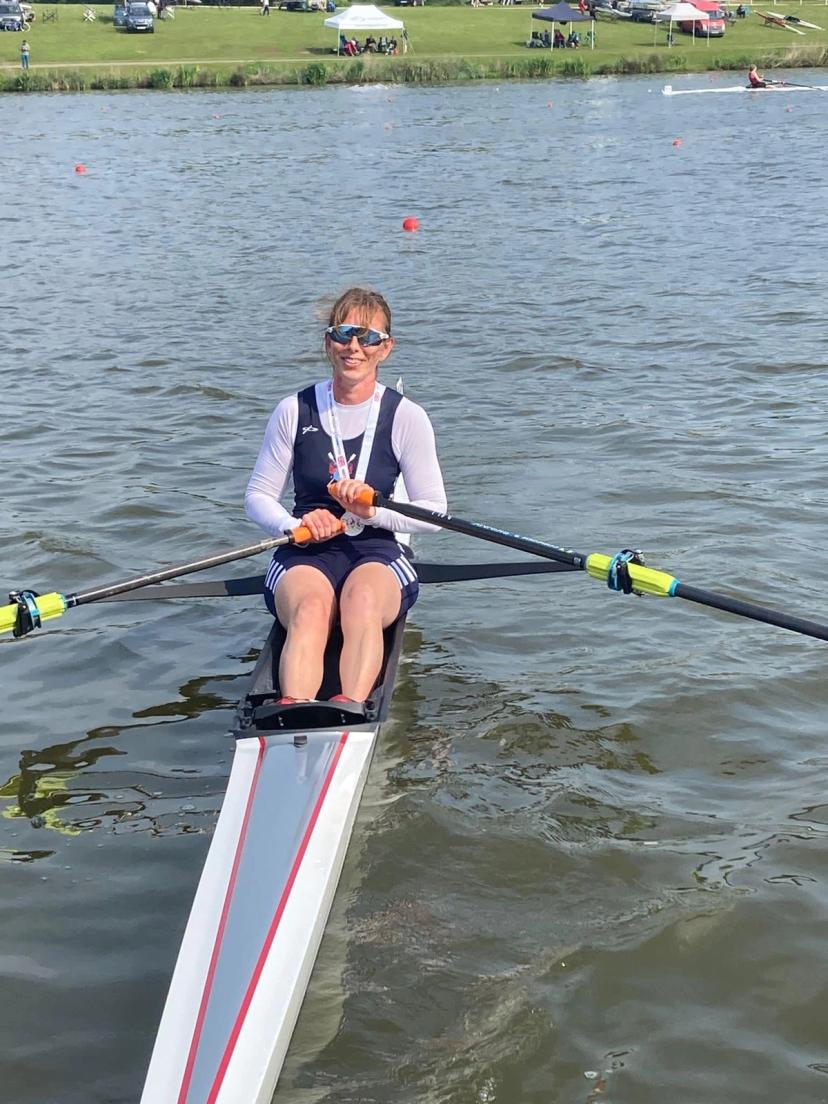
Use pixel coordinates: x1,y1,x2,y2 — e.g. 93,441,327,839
264,384,419,615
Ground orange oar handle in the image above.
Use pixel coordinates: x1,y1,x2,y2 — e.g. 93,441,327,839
289,519,346,545
325,482,379,509
290,525,314,545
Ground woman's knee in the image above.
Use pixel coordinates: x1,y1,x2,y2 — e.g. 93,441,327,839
274,573,335,632
340,571,400,626
340,580,382,621
288,592,334,632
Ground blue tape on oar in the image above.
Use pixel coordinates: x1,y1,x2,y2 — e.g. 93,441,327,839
9,590,42,638
607,550,642,595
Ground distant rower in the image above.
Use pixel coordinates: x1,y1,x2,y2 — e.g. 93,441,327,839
748,64,780,89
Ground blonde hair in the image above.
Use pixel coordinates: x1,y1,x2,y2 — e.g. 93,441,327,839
328,287,392,333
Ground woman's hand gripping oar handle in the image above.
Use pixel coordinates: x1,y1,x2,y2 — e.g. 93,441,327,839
0,521,333,638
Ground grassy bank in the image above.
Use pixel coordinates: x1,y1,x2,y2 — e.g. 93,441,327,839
1,2,827,90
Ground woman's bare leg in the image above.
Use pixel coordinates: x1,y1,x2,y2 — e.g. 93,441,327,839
338,563,402,701
274,566,337,699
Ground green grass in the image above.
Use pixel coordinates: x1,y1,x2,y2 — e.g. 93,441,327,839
1,1,827,89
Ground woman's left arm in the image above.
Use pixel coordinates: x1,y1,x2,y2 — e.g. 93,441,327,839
372,399,448,534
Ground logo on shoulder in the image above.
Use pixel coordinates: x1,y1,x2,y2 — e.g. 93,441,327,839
302,425,319,435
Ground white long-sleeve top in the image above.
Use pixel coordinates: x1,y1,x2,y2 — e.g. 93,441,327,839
245,386,447,536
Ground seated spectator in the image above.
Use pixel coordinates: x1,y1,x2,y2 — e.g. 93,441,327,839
736,2,746,14
553,27,565,46
378,33,389,51
388,36,398,53
566,29,580,45
364,34,377,51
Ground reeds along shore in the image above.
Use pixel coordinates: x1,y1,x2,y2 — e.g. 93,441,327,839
3,45,828,93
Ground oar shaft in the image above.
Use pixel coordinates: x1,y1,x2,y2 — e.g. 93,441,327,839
365,491,589,569
71,533,301,607
674,583,828,642
356,487,828,644
1,524,317,637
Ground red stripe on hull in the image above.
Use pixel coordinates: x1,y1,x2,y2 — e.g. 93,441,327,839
205,730,350,1104
176,736,268,1104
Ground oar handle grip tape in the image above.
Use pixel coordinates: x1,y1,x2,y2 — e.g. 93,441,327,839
325,482,379,511
288,521,346,546
323,482,382,515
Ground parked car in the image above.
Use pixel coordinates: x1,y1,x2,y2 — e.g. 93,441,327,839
113,1,128,24
125,1,154,30
0,1,26,30
628,0,666,21
678,0,725,34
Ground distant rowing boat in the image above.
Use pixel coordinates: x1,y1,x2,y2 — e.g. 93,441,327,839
756,9,806,32
662,82,828,95
783,13,822,29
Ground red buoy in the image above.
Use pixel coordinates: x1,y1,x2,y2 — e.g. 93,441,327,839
74,163,87,174
672,138,682,147
402,216,420,232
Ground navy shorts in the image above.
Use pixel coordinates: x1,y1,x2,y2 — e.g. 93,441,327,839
264,535,419,617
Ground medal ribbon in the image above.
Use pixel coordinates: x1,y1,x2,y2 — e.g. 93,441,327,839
325,381,383,484
324,382,384,536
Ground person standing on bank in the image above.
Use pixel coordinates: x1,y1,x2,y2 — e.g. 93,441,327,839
20,39,30,71
245,287,447,705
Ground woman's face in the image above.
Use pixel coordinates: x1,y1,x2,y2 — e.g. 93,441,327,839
326,307,394,389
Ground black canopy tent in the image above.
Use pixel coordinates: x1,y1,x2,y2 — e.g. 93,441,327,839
531,2,594,47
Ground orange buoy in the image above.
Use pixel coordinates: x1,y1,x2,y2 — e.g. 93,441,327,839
402,216,420,232
74,163,87,174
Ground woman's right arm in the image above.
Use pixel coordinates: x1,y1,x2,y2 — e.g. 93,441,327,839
244,396,303,536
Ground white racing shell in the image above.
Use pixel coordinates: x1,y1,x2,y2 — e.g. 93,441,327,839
140,723,378,1103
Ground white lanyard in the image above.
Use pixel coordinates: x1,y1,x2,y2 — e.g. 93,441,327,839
325,381,383,484
324,381,383,535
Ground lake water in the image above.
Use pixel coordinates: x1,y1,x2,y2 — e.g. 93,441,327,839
2,73,828,1103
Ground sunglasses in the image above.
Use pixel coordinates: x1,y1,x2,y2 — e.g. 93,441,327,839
325,324,390,348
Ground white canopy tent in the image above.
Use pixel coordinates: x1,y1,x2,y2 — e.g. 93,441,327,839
654,1,711,45
324,4,407,52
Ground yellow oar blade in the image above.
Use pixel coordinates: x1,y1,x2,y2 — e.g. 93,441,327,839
585,554,678,598
0,593,67,636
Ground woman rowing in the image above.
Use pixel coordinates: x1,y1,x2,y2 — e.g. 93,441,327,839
245,287,447,705
747,64,780,89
